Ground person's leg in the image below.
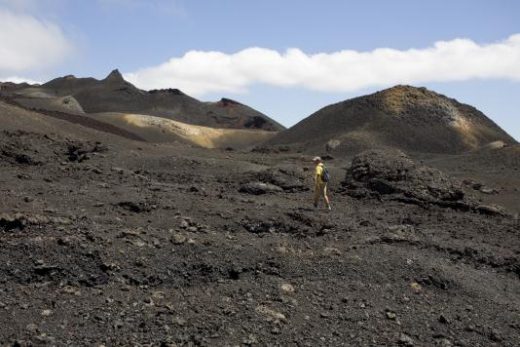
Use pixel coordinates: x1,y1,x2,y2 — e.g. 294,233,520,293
323,184,331,210
313,185,320,207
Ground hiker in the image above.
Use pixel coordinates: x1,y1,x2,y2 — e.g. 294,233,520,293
312,156,331,210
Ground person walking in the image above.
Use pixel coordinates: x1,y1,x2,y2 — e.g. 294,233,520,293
312,156,331,210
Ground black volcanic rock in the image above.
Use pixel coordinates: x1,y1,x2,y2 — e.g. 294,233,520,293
269,85,516,154
342,149,464,206
341,149,510,215
344,149,465,202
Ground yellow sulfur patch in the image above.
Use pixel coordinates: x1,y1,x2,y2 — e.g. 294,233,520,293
449,115,479,149
95,112,278,148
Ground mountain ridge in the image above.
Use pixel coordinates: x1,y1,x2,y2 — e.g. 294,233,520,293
2,70,284,132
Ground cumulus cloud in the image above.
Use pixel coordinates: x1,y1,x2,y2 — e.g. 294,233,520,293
125,34,520,96
0,9,72,74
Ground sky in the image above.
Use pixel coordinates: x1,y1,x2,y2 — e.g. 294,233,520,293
0,0,519,140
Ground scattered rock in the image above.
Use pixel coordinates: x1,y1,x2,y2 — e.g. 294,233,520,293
476,204,508,216
41,309,53,317
0,213,53,231
171,234,187,245
25,323,38,332
398,333,414,346
437,338,453,347
117,201,154,213
410,282,422,293
67,141,107,162
242,219,294,234
320,311,331,318
1,146,41,165
323,247,342,256
479,187,498,195
488,328,502,342
111,167,126,174
385,311,397,320
438,314,450,324
239,182,283,195
255,305,286,323
280,283,295,294
0,213,26,231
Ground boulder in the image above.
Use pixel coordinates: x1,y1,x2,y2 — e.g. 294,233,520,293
344,149,464,204
340,149,502,213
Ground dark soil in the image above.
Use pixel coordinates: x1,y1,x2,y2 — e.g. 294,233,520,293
1,117,520,346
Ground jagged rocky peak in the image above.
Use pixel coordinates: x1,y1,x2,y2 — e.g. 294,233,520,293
104,69,125,82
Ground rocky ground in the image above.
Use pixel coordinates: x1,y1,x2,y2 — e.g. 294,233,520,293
1,122,520,346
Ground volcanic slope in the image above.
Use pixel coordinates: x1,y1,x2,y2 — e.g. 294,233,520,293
86,112,278,148
269,85,516,155
1,96,520,346
0,98,278,150
2,70,284,131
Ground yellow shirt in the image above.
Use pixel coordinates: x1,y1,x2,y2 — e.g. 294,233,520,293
315,163,324,185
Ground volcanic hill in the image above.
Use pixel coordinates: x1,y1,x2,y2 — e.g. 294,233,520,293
1,69,284,132
269,85,516,155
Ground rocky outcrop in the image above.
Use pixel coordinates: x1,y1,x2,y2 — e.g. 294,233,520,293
342,149,508,216
239,165,308,195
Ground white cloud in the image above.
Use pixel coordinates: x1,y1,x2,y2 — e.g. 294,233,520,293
0,8,73,74
125,34,520,96
0,76,41,84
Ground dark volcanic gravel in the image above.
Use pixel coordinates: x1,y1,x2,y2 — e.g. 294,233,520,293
1,127,520,346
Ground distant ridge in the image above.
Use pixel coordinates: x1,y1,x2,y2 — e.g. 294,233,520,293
2,70,284,131
269,85,517,155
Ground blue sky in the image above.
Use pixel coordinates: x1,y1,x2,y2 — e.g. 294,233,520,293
1,0,519,140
